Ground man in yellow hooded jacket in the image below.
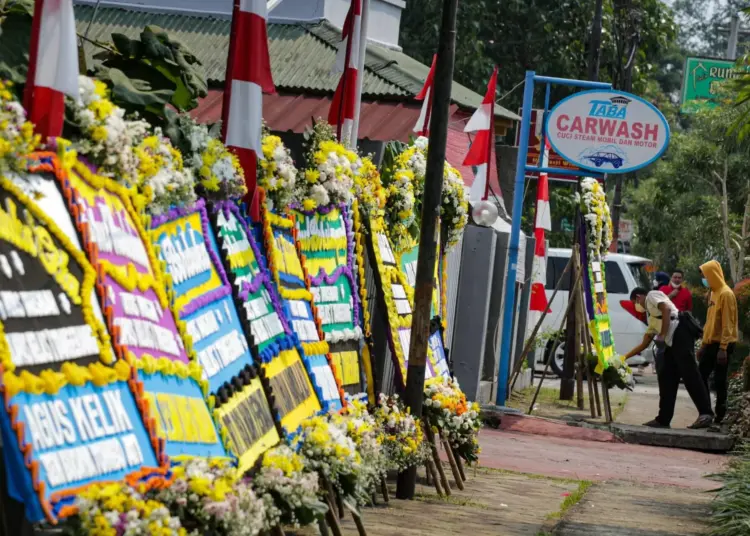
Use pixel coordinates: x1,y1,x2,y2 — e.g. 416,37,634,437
698,260,738,424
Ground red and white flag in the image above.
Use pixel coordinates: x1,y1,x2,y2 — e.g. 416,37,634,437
413,54,437,136
528,140,552,328
24,0,80,140
328,0,362,143
222,0,275,220
463,67,498,205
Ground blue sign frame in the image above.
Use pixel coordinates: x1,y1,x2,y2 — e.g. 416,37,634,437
544,89,671,175
496,73,613,406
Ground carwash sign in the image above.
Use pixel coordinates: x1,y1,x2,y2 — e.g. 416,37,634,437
545,90,670,174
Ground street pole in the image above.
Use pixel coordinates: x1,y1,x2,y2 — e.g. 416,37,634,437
396,0,458,500
727,13,740,60
561,0,605,401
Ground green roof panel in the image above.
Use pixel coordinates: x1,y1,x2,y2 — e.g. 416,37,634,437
71,5,517,121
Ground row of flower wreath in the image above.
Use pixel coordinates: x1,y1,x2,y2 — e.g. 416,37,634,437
64,396,428,536
0,78,481,533
64,383,481,536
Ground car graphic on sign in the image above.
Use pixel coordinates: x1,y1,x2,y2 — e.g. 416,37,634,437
584,152,624,169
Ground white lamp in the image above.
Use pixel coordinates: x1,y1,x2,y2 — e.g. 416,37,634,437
472,199,498,227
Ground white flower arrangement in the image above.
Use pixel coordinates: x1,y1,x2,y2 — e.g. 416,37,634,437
184,121,247,201
71,76,150,186
441,163,469,249
580,177,613,257
254,445,328,528
156,457,270,536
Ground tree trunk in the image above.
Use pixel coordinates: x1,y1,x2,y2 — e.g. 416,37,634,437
739,185,750,281
719,158,739,283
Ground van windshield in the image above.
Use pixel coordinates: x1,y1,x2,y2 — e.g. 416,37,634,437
628,262,651,290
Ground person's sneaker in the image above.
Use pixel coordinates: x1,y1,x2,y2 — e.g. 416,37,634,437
687,415,713,429
643,419,669,428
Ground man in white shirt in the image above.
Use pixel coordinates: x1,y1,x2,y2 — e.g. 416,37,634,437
623,288,713,429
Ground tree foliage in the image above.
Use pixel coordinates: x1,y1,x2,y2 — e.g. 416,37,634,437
629,97,750,284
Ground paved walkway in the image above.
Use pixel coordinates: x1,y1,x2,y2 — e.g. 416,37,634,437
555,480,712,536
617,370,702,429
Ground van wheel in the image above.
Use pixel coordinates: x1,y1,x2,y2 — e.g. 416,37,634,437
544,337,566,378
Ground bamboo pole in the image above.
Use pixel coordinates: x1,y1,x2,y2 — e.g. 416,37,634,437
577,284,597,419
528,274,582,414
508,255,573,392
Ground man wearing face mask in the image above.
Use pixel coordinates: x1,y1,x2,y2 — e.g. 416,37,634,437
623,287,713,429
659,270,693,312
697,260,738,424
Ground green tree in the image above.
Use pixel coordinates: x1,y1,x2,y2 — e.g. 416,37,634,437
628,97,750,284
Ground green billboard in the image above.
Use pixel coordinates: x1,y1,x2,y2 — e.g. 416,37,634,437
681,56,748,113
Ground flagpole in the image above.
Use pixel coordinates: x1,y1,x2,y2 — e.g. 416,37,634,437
483,67,496,200
351,0,369,149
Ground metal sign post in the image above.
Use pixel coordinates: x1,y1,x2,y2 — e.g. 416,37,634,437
495,71,610,406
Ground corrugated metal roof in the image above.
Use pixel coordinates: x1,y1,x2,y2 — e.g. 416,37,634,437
73,4,518,121
192,89,437,142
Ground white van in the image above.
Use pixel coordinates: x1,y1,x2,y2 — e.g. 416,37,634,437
534,248,653,376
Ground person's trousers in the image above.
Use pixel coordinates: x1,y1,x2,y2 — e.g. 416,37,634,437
699,342,735,422
655,321,713,426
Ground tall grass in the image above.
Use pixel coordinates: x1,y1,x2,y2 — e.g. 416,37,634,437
709,444,750,536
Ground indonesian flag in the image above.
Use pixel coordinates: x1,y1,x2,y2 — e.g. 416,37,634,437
328,0,362,143
414,54,437,136
528,141,552,329
222,0,275,221
463,67,498,205
24,0,80,140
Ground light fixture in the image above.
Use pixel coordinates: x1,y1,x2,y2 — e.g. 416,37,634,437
472,199,498,227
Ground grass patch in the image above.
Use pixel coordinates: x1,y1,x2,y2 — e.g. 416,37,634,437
472,465,582,485
414,492,489,509
546,480,593,521
507,386,629,421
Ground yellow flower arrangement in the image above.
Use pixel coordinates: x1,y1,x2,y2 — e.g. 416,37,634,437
259,133,297,209
68,482,187,536
353,156,386,217
423,376,481,463
293,121,360,210
134,132,196,214
0,81,39,173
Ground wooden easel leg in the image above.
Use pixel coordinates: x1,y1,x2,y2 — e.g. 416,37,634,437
380,477,390,503
425,459,444,496
452,447,467,482
424,420,451,495
593,375,603,417
352,511,368,536
441,433,464,490
324,497,344,536
602,384,613,423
